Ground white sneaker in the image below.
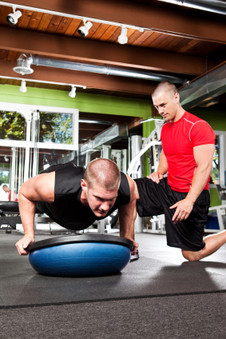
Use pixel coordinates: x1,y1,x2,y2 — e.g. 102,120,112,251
130,251,139,262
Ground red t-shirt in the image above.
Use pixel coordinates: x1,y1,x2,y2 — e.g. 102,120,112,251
161,111,216,192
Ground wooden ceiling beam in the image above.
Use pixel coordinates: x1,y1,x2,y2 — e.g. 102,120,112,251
128,117,143,130
4,0,226,43
0,26,207,75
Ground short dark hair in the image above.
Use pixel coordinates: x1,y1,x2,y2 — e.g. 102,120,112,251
84,158,121,190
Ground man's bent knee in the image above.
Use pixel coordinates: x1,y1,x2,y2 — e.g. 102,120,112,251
182,249,202,262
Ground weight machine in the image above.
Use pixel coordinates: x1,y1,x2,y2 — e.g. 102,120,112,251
127,119,165,233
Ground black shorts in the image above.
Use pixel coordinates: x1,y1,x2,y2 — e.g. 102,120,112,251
135,177,210,251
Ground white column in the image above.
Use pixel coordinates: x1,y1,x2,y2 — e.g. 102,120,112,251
131,135,143,232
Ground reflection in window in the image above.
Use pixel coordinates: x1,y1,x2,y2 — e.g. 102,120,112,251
0,169,10,185
39,149,76,172
39,112,73,144
0,112,26,140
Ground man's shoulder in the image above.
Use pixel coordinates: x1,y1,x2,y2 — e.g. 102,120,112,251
183,111,205,124
184,112,215,144
42,162,84,176
117,172,130,204
184,112,214,134
56,163,85,180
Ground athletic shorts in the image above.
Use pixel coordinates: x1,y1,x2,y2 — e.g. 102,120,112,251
135,177,210,251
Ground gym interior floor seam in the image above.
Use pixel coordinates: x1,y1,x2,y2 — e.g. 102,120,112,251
1,289,226,310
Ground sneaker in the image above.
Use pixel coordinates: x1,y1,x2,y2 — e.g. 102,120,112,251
130,250,139,262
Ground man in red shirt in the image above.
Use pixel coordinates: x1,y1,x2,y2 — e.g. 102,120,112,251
135,81,226,261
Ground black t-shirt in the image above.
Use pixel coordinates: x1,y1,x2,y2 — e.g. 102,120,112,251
36,162,130,230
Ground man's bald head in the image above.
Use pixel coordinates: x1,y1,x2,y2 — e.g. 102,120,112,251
84,158,121,190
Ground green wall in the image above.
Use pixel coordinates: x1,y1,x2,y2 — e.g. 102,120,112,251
0,84,151,118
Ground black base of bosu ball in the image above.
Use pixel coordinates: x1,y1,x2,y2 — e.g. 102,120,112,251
28,234,133,277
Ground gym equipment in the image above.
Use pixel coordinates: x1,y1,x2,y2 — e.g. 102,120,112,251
0,201,52,233
0,202,21,233
28,234,133,277
207,204,226,232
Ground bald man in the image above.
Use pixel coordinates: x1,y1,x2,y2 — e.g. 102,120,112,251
16,159,139,257
135,81,226,261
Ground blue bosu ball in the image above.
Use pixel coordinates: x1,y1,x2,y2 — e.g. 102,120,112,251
29,234,133,277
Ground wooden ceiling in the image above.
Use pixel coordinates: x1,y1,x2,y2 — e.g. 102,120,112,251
0,0,225,145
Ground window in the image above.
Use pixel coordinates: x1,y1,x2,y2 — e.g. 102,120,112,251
39,112,73,144
0,111,26,140
211,135,219,185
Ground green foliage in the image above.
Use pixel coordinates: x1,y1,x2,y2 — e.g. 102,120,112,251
0,111,73,144
0,171,9,185
0,112,25,140
39,113,72,144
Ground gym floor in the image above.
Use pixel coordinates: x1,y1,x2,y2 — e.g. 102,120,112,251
1,230,226,338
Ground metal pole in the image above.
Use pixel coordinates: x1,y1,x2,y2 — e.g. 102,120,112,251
23,111,32,182
130,135,143,233
32,111,39,177
10,147,16,201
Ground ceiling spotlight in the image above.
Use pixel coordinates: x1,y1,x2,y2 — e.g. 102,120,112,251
118,26,128,45
13,54,34,75
19,80,27,93
69,86,76,98
78,20,93,37
7,6,22,25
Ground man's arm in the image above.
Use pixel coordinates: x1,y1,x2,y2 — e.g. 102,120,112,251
171,144,215,223
147,151,168,183
118,175,139,255
15,172,55,255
